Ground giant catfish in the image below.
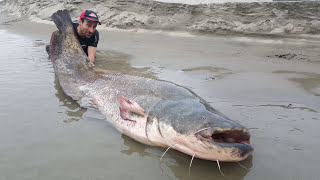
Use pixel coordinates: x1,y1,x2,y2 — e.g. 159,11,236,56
49,10,253,163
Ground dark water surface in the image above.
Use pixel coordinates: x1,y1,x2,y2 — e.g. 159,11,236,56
0,19,319,179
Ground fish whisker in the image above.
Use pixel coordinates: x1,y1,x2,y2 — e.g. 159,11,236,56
193,127,209,135
237,161,249,170
160,143,175,162
216,160,231,179
189,153,196,174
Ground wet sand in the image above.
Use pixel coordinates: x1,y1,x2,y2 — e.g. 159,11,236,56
1,18,320,179
1,0,320,36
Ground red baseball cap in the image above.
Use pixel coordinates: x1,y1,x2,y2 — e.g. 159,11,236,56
80,10,101,25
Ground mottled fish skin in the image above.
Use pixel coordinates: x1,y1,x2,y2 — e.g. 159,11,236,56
50,10,253,162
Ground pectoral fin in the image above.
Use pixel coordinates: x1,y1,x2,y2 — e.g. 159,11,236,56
119,95,146,122
79,96,98,109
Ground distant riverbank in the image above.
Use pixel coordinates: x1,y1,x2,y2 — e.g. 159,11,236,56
0,0,319,36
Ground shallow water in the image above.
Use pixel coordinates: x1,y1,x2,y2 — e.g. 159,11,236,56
0,26,251,180
0,20,320,180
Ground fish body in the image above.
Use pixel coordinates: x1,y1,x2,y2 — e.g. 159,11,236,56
50,10,253,162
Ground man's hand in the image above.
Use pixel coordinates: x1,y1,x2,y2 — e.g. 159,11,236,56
88,46,97,63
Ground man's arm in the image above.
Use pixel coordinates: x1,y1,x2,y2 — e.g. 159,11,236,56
88,46,97,63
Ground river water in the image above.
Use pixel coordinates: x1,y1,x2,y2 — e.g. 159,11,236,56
0,17,320,179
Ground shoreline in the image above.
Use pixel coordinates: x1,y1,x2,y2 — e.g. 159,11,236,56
1,0,320,36
29,17,320,41
3,11,320,45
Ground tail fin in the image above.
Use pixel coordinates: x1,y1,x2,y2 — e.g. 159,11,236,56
51,10,73,32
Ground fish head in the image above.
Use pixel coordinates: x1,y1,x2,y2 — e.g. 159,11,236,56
147,99,253,162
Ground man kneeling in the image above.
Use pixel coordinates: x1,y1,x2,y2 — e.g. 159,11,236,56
46,10,101,63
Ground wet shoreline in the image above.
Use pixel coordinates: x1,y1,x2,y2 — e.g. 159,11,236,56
1,0,320,36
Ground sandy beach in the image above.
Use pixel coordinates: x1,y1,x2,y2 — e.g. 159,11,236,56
1,0,320,36
0,1,320,179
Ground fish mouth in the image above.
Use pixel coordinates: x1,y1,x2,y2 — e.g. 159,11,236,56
191,128,253,161
195,128,251,146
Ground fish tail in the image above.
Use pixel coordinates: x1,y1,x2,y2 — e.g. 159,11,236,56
51,10,73,32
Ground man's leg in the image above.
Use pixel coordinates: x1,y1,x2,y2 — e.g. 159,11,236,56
45,45,50,55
